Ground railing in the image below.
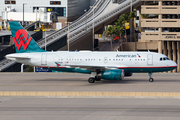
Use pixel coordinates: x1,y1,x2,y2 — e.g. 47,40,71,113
141,32,180,41
141,5,180,14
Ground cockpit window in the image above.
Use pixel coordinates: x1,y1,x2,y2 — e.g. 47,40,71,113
166,57,170,60
160,57,170,61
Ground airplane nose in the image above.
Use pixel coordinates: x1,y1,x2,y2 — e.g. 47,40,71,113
172,61,177,68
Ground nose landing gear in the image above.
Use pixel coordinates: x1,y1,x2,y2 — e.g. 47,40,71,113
148,73,154,82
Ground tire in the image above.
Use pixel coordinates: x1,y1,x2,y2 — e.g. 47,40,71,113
95,76,101,81
88,77,95,83
149,78,154,82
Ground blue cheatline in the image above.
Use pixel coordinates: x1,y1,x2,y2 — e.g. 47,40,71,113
9,21,46,53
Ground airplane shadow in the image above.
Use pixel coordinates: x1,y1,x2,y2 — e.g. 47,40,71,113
34,77,180,85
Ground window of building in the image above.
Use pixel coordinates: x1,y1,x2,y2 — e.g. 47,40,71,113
5,1,16,4
50,1,61,5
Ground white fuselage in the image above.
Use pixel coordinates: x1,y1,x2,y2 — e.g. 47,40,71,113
6,51,177,73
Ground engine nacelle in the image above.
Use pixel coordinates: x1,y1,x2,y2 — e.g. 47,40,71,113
124,72,133,77
101,69,124,80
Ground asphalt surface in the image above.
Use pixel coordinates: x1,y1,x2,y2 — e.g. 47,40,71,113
0,73,180,92
1,97,180,120
1,72,180,120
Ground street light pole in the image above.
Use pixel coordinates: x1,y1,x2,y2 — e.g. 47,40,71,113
65,22,72,51
131,0,132,12
45,29,46,51
90,6,96,51
23,3,26,27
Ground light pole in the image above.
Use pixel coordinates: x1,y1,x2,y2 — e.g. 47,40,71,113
130,0,133,42
65,22,72,51
44,29,50,51
23,3,27,27
90,6,96,51
45,29,46,51
84,9,87,31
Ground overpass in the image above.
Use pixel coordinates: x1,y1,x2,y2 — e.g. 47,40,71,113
0,0,142,72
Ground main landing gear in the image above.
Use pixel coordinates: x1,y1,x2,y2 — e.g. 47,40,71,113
148,73,154,82
88,72,101,83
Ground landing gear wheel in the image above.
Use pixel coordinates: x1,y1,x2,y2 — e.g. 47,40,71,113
95,76,101,81
88,77,95,83
149,78,154,82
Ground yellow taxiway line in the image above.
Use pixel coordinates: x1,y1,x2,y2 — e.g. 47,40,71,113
0,91,180,98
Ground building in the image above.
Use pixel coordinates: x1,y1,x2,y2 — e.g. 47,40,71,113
0,0,96,28
140,0,180,72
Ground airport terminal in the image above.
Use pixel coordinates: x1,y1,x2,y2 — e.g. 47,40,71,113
1,0,180,119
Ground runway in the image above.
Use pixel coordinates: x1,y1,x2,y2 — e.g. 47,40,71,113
1,97,180,120
0,73,180,92
1,72,180,120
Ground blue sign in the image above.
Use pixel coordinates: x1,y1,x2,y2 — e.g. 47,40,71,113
35,67,52,72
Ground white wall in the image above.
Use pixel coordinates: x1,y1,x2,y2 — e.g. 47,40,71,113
0,0,68,16
6,12,52,22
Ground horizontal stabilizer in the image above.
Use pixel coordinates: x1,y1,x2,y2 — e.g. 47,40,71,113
5,54,30,59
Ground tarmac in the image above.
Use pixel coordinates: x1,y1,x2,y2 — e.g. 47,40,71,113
1,72,180,120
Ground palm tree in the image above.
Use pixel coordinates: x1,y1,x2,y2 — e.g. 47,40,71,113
114,21,124,50
106,25,115,51
129,12,137,51
119,14,128,49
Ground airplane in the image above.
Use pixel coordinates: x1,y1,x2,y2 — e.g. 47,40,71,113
6,21,177,83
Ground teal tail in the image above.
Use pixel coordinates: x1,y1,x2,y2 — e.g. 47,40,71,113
9,21,45,53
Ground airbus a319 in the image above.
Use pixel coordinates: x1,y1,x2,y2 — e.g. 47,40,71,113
6,21,177,83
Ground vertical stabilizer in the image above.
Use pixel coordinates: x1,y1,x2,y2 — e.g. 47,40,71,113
9,21,45,53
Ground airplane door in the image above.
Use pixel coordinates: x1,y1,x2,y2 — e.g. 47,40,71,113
41,54,47,65
147,54,153,65
104,57,108,63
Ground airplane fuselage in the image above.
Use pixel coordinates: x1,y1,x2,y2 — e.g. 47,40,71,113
6,51,177,73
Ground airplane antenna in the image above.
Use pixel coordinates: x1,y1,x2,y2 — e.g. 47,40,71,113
148,50,150,52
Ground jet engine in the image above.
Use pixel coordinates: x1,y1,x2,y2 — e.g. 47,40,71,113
101,69,124,80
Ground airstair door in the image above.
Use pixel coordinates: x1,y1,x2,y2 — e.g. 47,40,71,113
147,54,153,65
41,54,47,65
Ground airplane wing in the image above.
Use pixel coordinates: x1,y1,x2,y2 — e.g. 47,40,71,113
66,64,127,71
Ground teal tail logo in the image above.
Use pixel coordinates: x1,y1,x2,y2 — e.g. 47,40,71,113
9,21,45,53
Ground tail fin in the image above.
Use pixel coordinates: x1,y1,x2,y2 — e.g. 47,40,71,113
9,21,45,53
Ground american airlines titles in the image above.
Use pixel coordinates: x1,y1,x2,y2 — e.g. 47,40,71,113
116,54,137,58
